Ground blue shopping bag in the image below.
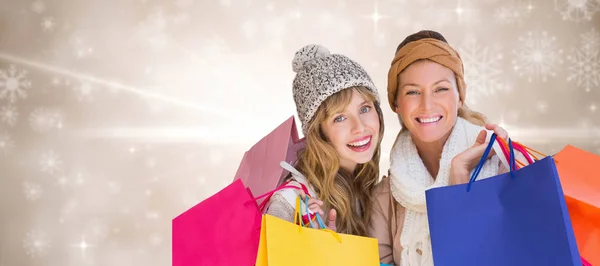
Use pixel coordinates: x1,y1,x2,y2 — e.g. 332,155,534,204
425,134,581,266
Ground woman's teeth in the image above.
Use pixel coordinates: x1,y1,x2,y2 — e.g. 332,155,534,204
417,116,442,124
348,137,370,147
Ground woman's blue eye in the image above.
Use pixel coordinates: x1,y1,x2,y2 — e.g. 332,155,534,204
360,106,371,113
436,87,449,92
406,90,419,95
334,116,346,123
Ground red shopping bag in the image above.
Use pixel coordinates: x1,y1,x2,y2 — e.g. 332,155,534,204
555,145,600,266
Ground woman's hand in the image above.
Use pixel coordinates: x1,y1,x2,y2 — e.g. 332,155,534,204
297,189,337,231
449,124,508,185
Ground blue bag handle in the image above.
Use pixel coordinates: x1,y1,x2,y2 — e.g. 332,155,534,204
304,195,328,229
467,133,517,192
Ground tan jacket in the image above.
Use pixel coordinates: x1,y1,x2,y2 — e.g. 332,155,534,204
369,176,403,265
369,164,511,265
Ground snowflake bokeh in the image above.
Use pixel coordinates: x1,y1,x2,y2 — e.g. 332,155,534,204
0,104,18,126
0,131,14,155
581,27,600,49
73,80,96,102
459,38,509,105
23,230,51,258
31,0,46,14
0,1,598,265
39,150,63,175
0,65,31,102
512,31,564,82
23,182,43,201
41,16,55,32
29,108,64,132
554,0,600,22
567,44,600,92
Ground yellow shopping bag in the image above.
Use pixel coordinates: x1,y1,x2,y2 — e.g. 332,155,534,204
255,196,380,266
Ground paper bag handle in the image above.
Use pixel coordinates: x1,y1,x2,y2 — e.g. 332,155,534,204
467,133,518,192
294,195,342,243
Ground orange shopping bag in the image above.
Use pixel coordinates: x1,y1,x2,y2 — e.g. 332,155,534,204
554,145,600,266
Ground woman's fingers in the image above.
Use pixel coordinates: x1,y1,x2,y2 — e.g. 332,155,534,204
307,198,324,215
485,123,509,140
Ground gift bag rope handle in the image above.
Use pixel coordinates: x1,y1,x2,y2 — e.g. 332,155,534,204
496,137,535,168
496,136,557,167
467,133,518,192
251,180,310,212
294,195,342,243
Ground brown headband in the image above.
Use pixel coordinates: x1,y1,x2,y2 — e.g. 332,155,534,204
387,38,466,111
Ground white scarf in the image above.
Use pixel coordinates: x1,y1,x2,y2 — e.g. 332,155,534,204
389,117,500,266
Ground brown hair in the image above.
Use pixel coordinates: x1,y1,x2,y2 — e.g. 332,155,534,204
394,30,487,127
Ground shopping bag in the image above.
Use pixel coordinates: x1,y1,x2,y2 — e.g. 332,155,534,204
425,134,581,266
255,195,380,266
233,116,306,203
555,145,600,266
172,179,303,266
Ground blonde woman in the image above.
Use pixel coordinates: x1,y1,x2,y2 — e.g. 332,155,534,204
265,44,384,236
369,30,511,265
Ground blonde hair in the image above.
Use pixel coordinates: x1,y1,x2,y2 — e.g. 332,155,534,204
294,86,384,236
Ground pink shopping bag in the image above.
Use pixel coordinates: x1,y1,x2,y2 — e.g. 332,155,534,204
172,179,304,266
233,116,305,202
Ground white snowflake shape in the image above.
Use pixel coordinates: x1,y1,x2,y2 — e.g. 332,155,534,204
567,45,600,92
0,131,14,155
41,16,55,32
459,38,508,105
0,104,18,126
40,150,63,175
23,230,50,257
581,27,600,50
73,80,95,102
23,182,42,201
555,0,600,22
512,31,563,83
29,108,64,132
0,65,31,102
31,0,46,13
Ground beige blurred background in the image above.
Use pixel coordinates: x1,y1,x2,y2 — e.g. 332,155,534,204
0,0,599,265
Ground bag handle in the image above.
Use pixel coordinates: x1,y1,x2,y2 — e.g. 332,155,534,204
467,133,518,192
253,180,310,212
496,137,535,168
496,137,558,168
294,195,342,243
